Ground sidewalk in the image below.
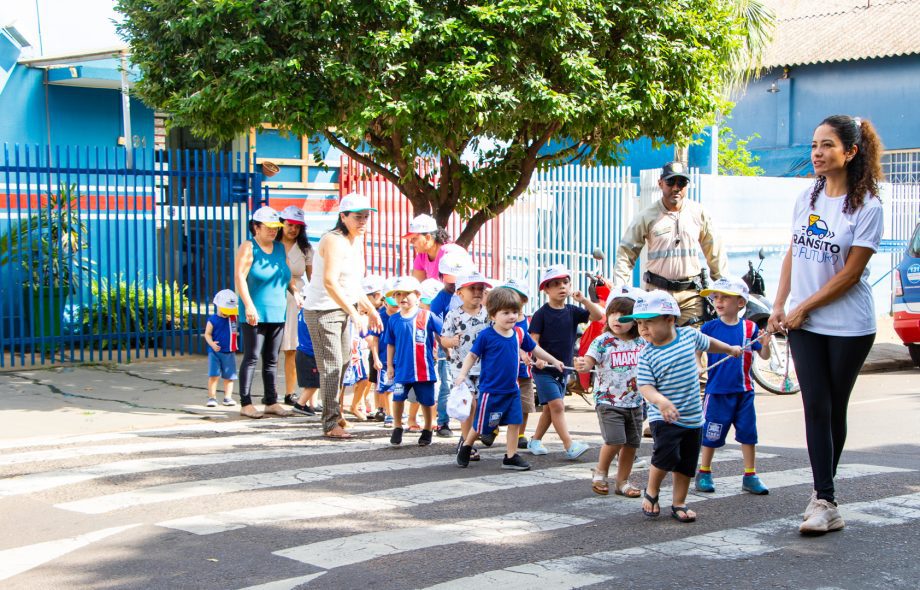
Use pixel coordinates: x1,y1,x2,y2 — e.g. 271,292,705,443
1,319,915,443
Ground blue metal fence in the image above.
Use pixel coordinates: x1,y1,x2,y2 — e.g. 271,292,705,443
0,144,263,367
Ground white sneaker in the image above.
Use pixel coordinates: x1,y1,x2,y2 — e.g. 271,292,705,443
799,499,845,535
803,491,819,521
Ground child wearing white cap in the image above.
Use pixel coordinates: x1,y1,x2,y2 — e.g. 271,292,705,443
384,276,444,447
204,290,240,407
527,264,605,460
621,290,742,523
696,277,772,496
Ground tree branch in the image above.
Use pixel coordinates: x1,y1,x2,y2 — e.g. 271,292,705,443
322,130,403,189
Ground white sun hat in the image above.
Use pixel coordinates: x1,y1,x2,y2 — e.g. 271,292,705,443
338,192,377,213
620,290,681,322
700,276,750,302
362,274,386,295
401,214,438,239
419,278,444,303
385,275,422,297
539,264,571,289
212,289,239,314
279,205,306,225
251,206,283,228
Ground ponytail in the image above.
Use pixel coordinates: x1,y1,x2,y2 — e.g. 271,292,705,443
809,115,884,213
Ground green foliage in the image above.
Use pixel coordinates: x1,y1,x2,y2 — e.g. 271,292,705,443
118,0,767,244
89,277,187,347
718,124,764,176
0,185,94,291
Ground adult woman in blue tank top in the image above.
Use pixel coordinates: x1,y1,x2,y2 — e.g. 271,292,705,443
234,206,297,419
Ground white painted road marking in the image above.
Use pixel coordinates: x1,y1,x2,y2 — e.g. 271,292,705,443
234,572,327,590
273,463,912,571
158,450,767,535
421,491,920,590
55,454,459,514
0,524,139,582
274,511,592,569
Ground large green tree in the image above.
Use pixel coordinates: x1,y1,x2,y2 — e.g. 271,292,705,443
118,0,761,246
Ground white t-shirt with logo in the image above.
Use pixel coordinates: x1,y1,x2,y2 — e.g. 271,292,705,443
788,187,883,336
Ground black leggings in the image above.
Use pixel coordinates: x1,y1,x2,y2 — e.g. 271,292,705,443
788,329,875,503
238,322,284,407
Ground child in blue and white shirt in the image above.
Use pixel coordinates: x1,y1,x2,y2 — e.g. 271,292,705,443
384,276,443,448
696,277,772,496
626,290,741,524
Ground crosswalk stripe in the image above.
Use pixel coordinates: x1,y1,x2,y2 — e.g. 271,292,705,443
54,454,468,514
0,417,325,451
0,524,139,582
0,438,396,497
234,572,327,590
273,463,912,571
275,511,593,569
158,449,768,535
0,425,381,467
421,491,920,589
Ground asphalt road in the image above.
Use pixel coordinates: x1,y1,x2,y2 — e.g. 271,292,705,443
1,370,918,590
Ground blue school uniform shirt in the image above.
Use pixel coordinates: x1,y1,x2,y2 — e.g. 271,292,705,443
473,326,537,395
384,308,443,383
516,317,533,379
429,289,461,320
637,327,710,428
701,318,761,394
529,303,589,377
296,310,314,356
207,314,238,352
368,305,390,367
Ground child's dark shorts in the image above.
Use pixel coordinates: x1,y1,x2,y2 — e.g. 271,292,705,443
294,351,320,389
649,421,702,478
475,391,523,434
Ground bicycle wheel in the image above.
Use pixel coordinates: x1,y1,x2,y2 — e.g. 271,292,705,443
752,334,800,395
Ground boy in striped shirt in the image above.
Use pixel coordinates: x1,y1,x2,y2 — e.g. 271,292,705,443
623,290,741,523
385,276,443,448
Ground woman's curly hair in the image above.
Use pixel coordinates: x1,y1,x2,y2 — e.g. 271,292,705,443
809,115,884,213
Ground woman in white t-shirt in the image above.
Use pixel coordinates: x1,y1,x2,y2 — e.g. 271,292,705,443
768,115,884,536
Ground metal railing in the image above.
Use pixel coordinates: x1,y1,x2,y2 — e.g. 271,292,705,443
0,144,260,367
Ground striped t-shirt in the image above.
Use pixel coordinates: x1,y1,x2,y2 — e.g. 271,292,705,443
637,327,710,428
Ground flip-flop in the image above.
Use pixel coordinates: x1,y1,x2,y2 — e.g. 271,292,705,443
591,469,609,495
670,505,697,523
642,489,660,517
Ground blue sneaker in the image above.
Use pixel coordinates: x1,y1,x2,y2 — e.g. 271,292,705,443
527,439,549,455
742,474,769,495
565,441,590,460
383,415,394,428
695,471,715,493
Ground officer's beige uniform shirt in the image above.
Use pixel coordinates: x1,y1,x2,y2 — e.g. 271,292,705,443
613,199,726,285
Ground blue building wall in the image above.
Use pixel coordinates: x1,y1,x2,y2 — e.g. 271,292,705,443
613,55,920,177
0,63,154,155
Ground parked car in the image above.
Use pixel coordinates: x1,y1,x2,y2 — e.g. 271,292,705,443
893,221,920,368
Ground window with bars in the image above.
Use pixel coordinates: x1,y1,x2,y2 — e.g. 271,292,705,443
882,150,920,183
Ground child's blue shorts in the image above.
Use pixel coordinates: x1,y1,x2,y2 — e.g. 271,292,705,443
533,371,566,404
475,391,523,434
208,350,238,380
392,381,436,407
702,391,758,447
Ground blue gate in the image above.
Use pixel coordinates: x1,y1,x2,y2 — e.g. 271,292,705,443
0,145,265,367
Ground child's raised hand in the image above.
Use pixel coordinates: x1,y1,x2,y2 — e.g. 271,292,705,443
659,400,680,423
573,356,587,372
572,290,585,303
729,345,743,358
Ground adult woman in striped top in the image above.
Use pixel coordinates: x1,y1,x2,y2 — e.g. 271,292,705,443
302,193,383,438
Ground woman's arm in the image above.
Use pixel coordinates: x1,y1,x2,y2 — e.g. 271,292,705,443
784,246,875,331
767,247,792,335
319,234,363,320
411,269,427,282
234,241,258,326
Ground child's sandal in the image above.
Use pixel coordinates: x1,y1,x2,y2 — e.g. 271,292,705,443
670,505,696,523
642,489,660,517
591,469,609,495
615,481,642,498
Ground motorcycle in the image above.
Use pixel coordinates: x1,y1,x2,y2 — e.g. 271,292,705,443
578,248,800,396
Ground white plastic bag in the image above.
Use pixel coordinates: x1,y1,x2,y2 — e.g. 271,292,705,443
447,382,473,422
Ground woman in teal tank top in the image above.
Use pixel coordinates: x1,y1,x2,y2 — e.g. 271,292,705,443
234,206,295,419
